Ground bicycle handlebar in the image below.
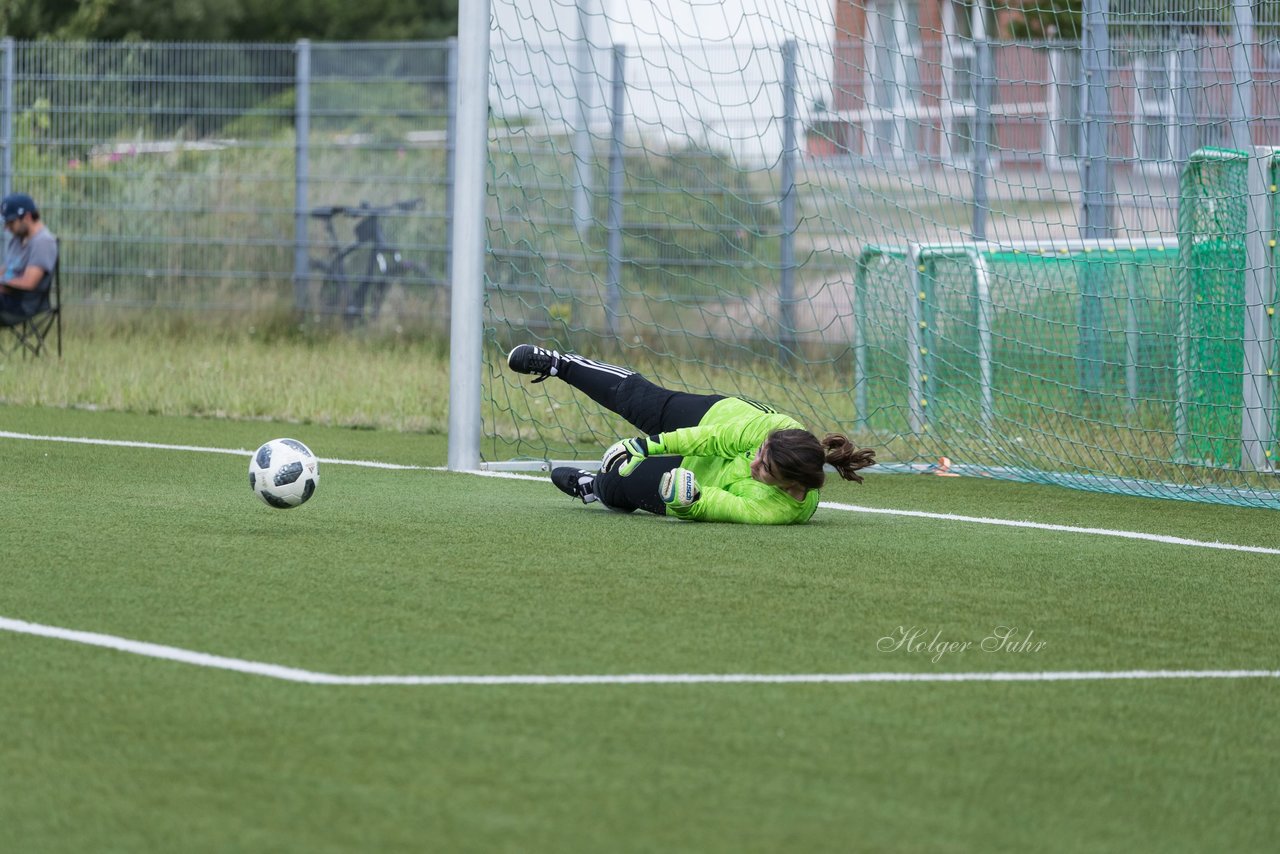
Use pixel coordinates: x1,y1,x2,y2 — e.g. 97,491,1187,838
310,198,423,220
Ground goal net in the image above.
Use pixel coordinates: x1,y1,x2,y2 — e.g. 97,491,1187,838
475,0,1280,508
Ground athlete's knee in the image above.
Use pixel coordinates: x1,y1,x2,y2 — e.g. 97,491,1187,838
612,374,675,434
594,469,665,516
592,470,634,512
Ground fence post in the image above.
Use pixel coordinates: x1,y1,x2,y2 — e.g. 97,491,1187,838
1231,5,1269,470
1,37,13,198
293,39,311,316
1078,0,1112,400
605,44,625,338
446,38,458,290
1175,31,1198,167
779,39,798,360
1045,48,1061,166
1240,148,1275,472
1229,0,1255,152
853,251,869,428
970,5,992,241
1124,264,1141,412
1080,0,1112,237
1174,156,1195,462
907,243,926,435
572,0,598,241
972,249,994,431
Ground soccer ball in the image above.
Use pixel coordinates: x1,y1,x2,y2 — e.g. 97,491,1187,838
249,438,319,509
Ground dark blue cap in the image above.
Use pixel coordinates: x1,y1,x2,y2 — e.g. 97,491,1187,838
1,193,37,222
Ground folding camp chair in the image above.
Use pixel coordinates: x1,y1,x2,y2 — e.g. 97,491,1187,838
0,239,61,358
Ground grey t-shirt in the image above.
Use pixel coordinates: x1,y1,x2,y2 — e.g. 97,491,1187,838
4,226,57,314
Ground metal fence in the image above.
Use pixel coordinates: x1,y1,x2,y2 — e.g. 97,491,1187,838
2,24,1278,322
0,39,453,323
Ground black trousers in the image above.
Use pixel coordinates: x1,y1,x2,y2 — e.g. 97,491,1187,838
0,292,36,325
556,355,724,514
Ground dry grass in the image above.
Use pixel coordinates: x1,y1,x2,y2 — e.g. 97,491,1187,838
0,313,452,433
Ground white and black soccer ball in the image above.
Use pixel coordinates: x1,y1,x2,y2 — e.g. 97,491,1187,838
249,438,319,509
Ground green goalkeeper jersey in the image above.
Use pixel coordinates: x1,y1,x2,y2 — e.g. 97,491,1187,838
654,396,820,525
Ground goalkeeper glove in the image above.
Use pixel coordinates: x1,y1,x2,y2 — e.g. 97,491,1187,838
659,467,700,507
601,435,667,477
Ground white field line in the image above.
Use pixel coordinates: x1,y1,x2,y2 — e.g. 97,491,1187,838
3,430,1279,556
818,501,1280,556
426,472,1280,556
0,430,429,470
2,617,1277,686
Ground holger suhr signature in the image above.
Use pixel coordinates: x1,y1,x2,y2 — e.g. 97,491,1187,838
877,625,1047,663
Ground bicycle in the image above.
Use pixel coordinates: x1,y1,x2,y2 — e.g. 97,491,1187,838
308,198,429,325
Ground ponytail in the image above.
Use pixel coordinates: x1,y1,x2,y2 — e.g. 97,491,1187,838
820,433,876,484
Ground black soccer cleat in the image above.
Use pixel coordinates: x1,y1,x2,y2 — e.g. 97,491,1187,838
551,467,598,504
507,344,562,383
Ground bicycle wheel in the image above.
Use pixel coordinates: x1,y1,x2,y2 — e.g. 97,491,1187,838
342,245,387,323
308,258,345,320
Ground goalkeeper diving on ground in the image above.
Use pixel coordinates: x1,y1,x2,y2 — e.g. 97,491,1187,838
508,345,876,524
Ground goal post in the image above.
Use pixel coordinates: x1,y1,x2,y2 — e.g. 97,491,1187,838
446,0,492,472
450,2,1280,508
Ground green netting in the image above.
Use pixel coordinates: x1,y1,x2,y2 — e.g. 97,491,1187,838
481,2,1280,509
1176,147,1280,470
853,241,1199,497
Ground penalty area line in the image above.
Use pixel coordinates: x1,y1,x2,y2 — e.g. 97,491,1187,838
2,617,1277,686
3,431,1277,555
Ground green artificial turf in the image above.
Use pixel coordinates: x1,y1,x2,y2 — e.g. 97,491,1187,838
1,404,1277,852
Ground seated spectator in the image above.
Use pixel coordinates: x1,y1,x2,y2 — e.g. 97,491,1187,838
0,192,58,324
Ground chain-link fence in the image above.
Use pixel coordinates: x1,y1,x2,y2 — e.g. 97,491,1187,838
6,16,1280,329
3,40,452,327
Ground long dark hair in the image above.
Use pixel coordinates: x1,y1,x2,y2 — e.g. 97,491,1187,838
765,429,876,490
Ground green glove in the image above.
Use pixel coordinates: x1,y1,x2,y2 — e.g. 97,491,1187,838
659,467,700,507
601,435,667,477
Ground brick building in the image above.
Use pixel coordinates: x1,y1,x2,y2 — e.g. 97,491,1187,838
812,0,1275,168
